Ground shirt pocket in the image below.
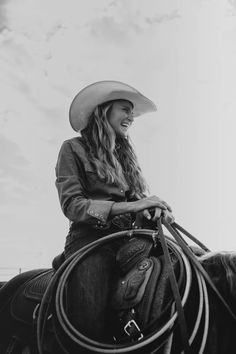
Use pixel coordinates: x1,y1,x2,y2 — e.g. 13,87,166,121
83,164,107,194
83,163,128,199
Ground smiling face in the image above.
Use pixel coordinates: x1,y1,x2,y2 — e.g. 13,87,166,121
107,100,134,137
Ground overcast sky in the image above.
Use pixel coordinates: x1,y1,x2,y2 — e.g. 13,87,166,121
1,0,236,279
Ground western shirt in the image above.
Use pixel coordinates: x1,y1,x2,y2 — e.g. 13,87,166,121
55,137,132,229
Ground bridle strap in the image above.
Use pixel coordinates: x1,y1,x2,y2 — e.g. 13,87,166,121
163,219,236,323
157,219,191,353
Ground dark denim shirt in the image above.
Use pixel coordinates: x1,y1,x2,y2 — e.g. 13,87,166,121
55,137,132,228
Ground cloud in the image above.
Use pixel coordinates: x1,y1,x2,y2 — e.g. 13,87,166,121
0,0,9,32
88,4,180,43
228,0,236,9
0,134,29,172
0,135,33,204
145,9,181,25
89,16,140,44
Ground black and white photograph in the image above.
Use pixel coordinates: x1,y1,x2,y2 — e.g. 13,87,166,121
0,0,236,353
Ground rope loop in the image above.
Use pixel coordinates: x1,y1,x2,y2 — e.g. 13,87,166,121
36,220,235,353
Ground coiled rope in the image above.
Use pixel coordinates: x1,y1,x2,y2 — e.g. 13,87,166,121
37,219,236,353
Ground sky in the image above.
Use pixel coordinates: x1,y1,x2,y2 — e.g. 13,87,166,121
1,0,236,279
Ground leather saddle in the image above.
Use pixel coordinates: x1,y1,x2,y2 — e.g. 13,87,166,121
109,237,180,342
0,252,66,353
0,252,65,330
10,269,54,326
0,268,54,352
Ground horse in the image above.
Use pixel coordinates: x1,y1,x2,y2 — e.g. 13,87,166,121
0,220,236,354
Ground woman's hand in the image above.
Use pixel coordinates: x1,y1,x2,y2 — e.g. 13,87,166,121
133,195,172,214
111,195,174,224
162,209,175,224
137,208,175,224
133,196,175,227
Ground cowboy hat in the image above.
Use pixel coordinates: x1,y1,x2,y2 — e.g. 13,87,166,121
69,80,157,131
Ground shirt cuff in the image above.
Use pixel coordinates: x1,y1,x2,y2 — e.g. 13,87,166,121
87,200,115,224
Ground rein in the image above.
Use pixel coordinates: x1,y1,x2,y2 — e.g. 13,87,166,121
166,220,236,323
37,219,236,353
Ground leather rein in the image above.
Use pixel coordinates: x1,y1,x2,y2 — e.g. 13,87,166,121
37,219,236,353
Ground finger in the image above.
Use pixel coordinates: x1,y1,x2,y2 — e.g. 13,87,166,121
152,207,162,222
143,209,151,220
147,196,167,210
162,201,172,212
163,210,175,224
155,202,167,210
133,212,143,228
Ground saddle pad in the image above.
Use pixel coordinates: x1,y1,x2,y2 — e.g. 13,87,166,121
10,269,54,326
110,257,158,310
0,268,48,314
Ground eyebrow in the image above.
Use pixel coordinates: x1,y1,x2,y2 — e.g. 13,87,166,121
120,103,133,110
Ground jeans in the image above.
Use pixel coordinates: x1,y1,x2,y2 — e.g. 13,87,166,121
65,227,118,341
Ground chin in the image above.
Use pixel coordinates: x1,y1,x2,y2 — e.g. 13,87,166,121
117,130,128,138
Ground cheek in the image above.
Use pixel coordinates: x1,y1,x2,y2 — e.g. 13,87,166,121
109,113,122,127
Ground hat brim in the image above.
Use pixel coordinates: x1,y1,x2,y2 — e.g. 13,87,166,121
69,80,157,132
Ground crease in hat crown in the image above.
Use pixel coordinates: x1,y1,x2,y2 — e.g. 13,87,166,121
69,80,157,132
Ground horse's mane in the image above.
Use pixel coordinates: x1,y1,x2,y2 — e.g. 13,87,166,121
199,251,236,296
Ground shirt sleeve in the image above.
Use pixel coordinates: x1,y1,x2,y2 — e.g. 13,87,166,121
55,140,114,224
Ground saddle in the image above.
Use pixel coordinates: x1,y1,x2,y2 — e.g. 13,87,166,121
0,252,65,330
0,268,54,353
10,269,53,326
110,236,180,342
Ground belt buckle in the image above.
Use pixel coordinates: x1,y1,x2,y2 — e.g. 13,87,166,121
124,319,143,341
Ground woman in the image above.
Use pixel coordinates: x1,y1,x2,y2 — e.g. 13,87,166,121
55,80,174,340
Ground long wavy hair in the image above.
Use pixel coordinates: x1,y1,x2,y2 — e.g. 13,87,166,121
80,100,148,198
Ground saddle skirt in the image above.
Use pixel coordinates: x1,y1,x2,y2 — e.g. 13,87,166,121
10,269,53,326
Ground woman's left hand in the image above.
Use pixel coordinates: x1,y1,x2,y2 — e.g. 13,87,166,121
134,207,175,228
146,207,175,224
162,209,175,224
